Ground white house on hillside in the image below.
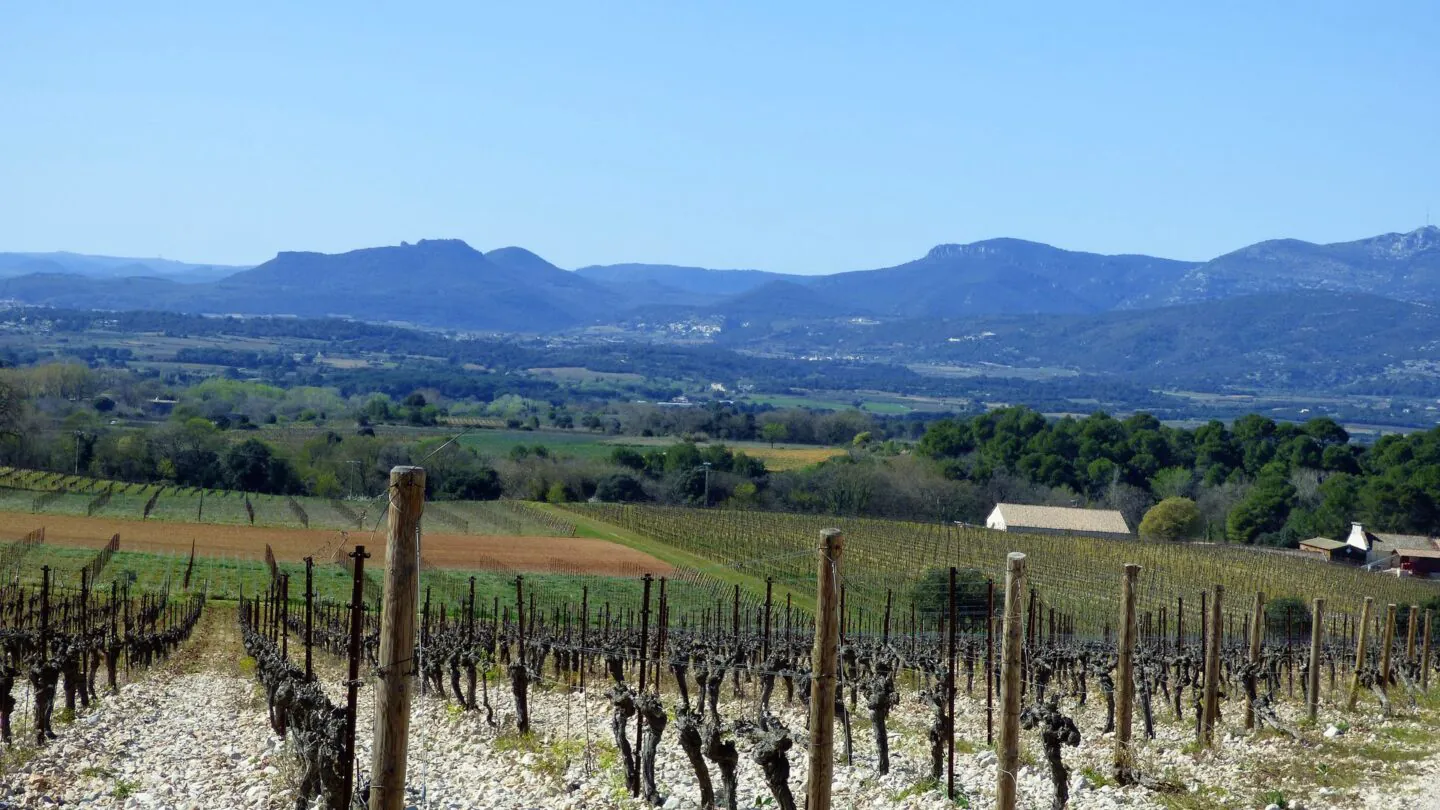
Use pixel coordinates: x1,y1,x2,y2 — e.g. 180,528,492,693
985,503,1132,540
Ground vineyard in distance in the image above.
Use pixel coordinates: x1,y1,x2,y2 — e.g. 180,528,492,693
1,465,1440,809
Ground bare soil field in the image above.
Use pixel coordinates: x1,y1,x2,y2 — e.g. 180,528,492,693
0,511,672,576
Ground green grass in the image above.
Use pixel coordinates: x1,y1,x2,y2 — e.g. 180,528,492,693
536,503,814,614
741,393,913,414
458,429,621,461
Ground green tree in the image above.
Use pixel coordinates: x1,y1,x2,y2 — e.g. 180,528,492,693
1226,468,1296,544
761,422,789,449
1264,596,1311,640
1139,497,1202,541
544,481,571,503
1150,466,1194,499
595,472,647,503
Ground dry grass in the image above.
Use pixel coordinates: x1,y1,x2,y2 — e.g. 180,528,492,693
744,445,847,471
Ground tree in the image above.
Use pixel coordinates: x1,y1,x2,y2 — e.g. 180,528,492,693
1226,470,1296,544
0,377,22,438
1138,497,1202,541
911,567,989,627
223,438,299,494
610,447,646,471
544,481,571,503
438,467,502,500
1264,596,1311,640
761,422,789,449
595,472,647,503
1150,467,1194,500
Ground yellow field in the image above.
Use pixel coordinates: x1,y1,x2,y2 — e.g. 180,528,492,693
743,445,847,470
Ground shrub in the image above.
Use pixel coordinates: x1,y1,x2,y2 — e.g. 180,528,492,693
1139,497,1202,541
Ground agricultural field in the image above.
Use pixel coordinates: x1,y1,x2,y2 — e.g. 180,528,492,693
5,495,1440,810
0,510,664,578
562,503,1440,632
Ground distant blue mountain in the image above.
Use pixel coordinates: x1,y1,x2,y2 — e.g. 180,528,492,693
3,227,1437,331
0,251,249,283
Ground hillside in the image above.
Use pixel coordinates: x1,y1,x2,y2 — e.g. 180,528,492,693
3,227,1438,337
1,240,623,332
742,290,1440,391
1173,226,1440,303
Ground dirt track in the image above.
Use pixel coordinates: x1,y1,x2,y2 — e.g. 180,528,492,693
0,511,673,576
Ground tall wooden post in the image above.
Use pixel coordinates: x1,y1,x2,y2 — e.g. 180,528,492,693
1201,585,1223,745
946,566,958,799
985,578,995,747
1406,605,1419,664
1347,597,1374,711
280,573,290,661
1245,592,1265,731
341,545,370,810
304,558,314,681
369,465,425,810
1422,610,1433,692
1114,564,1139,783
996,552,1027,810
1379,604,1397,690
1307,598,1324,723
805,530,843,810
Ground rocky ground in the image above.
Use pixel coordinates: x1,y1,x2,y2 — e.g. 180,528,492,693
2,613,1438,809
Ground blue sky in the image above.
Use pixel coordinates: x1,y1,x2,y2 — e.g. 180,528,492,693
1,2,1435,272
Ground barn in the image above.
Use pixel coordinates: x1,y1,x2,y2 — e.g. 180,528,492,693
985,503,1132,540
1393,548,1440,578
1297,537,1365,564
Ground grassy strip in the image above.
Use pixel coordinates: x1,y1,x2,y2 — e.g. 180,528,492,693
529,502,816,614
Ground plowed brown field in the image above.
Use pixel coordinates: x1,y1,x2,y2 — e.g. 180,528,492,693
0,511,671,576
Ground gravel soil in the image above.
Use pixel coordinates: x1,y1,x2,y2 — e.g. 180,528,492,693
3,612,1438,810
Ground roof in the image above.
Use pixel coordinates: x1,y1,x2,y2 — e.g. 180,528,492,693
1298,537,1347,551
1394,547,1440,560
1375,533,1436,552
991,503,1131,535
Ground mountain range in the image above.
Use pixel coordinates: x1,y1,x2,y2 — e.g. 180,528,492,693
0,251,248,283
2,227,1437,335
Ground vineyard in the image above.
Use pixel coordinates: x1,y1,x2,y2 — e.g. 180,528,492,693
560,504,1440,635
0,466,577,537
1,494,1439,809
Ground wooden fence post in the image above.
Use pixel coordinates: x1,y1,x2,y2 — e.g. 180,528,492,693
805,529,844,810
1246,592,1265,731
1114,564,1139,784
1406,605,1419,664
947,566,958,799
1347,597,1374,711
341,545,370,810
1423,610,1433,692
1379,604,1397,691
369,466,425,810
1201,585,1223,745
1307,598,1324,723
996,552,1027,810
